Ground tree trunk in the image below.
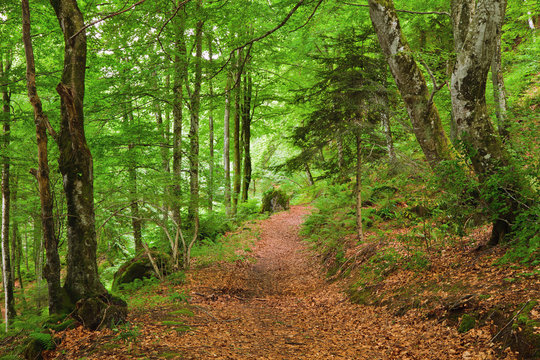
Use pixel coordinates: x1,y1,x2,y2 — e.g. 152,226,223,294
223,73,232,217
207,34,215,211
305,164,314,185
376,85,396,163
232,50,242,215
0,50,15,328
49,0,106,301
241,73,252,203
355,132,363,242
33,213,42,287
450,0,517,244
21,0,63,313
368,0,454,168
126,104,142,254
156,73,170,242
491,20,509,141
10,175,22,292
172,3,186,241
188,6,203,241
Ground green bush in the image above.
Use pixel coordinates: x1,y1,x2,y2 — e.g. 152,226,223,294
199,212,232,241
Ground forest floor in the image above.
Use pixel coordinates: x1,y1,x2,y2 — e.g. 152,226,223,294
44,205,535,359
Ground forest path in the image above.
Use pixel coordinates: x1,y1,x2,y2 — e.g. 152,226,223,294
158,205,488,359
50,205,506,359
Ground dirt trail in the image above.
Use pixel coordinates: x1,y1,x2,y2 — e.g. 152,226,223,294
167,206,504,359
51,205,512,359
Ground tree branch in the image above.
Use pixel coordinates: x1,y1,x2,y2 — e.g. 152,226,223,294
290,0,324,32
340,1,450,17
156,0,194,62
69,0,149,41
210,0,306,80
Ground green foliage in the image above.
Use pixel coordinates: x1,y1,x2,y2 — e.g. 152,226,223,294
118,276,160,293
199,212,232,242
112,322,140,344
403,251,430,271
28,331,55,351
168,291,190,303
236,199,263,222
166,271,186,286
458,314,476,333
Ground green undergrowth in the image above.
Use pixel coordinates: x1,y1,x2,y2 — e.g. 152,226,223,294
191,225,260,267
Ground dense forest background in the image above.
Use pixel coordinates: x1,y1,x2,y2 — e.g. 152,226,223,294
0,0,538,358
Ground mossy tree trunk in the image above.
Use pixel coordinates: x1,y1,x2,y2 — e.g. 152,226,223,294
22,0,63,314
49,0,107,301
450,0,520,244
368,0,454,168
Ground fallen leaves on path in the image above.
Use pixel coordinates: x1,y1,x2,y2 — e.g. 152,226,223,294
49,206,522,359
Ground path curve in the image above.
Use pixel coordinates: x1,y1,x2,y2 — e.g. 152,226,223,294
174,205,491,359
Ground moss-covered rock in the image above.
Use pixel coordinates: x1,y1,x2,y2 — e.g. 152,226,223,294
72,293,128,330
261,189,290,213
458,314,476,333
112,251,170,291
22,331,54,360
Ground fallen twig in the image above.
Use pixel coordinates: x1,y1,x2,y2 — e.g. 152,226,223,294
490,300,531,343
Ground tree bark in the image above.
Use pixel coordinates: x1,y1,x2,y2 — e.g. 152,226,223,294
10,174,22,292
49,0,106,301
207,34,215,211
172,3,186,241
21,0,63,313
232,50,242,215
155,72,170,242
355,132,363,242
241,72,252,203
223,73,232,217
491,14,509,141
376,84,396,163
368,0,454,168
450,0,517,244
0,49,15,328
125,102,142,253
188,5,203,241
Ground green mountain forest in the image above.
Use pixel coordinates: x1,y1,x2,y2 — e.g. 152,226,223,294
0,0,538,358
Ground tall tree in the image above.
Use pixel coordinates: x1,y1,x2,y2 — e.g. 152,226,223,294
21,0,63,314
450,0,520,244
368,0,454,168
223,73,232,217
207,34,215,211
49,0,107,301
0,46,15,329
188,0,203,230
241,72,253,202
232,50,242,215
172,2,187,251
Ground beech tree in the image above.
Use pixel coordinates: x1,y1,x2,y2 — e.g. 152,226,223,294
369,0,528,244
